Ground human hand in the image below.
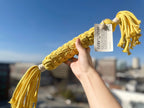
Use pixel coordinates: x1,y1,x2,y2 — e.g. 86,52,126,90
66,39,122,108
65,38,94,80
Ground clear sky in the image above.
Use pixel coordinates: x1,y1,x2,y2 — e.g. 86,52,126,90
0,0,144,65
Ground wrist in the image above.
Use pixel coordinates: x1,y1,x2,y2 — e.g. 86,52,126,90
79,67,99,83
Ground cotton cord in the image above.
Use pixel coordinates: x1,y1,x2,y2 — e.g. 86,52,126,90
112,17,120,25
9,66,41,108
38,64,46,72
100,21,106,29
9,10,141,108
43,11,141,70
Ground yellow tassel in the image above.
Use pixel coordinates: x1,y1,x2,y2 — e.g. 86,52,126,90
9,66,41,108
9,10,141,108
116,11,141,55
101,11,141,55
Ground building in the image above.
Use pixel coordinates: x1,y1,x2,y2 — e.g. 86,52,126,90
51,63,78,84
112,89,144,108
10,62,36,79
132,57,140,69
10,62,79,86
97,57,116,83
92,58,97,69
116,60,127,72
0,63,10,101
40,70,53,86
140,64,144,76
51,63,70,79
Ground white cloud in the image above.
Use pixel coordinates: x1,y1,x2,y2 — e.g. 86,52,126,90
0,50,43,63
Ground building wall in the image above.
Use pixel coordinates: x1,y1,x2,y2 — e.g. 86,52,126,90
97,58,116,83
51,63,79,84
92,58,97,69
132,57,140,69
140,65,144,77
51,63,70,79
112,89,144,108
0,63,10,101
10,63,35,79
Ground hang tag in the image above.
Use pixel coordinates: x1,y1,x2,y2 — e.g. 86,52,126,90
94,24,113,52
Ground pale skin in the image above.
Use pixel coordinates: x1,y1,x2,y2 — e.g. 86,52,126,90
65,39,122,108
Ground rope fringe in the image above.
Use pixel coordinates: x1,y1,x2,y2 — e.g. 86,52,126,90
9,66,41,108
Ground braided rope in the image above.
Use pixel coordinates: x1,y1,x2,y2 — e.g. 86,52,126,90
42,27,94,70
42,10,141,70
9,10,142,108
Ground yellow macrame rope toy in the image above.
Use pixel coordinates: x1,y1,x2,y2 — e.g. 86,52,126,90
9,10,141,108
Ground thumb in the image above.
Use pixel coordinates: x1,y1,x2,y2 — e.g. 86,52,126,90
75,38,85,53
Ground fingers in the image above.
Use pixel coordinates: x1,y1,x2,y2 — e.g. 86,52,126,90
65,60,71,66
75,39,91,54
86,47,90,54
71,57,78,62
75,39,85,54
64,57,78,66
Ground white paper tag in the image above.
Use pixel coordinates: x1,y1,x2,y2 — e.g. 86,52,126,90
94,24,113,52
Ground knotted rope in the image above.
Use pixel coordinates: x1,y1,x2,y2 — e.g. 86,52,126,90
9,10,141,108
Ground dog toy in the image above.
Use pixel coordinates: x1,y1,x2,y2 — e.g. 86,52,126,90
9,10,141,108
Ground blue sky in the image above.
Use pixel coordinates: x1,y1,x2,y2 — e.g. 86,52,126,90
0,0,143,65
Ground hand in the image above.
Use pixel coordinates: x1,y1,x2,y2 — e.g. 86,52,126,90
66,39,122,108
65,38,94,80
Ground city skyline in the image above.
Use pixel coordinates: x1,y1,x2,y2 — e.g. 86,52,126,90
0,0,144,64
